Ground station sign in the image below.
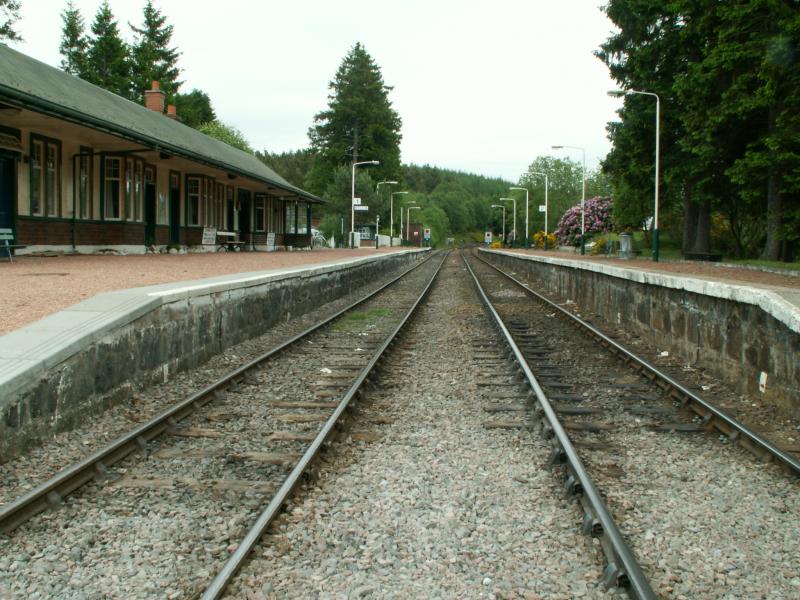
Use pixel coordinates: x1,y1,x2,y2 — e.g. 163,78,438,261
484,231,493,244
353,197,362,205
423,228,431,240
539,205,546,212
354,205,369,212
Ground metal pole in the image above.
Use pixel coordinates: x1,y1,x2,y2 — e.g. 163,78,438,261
351,162,355,249
510,188,528,247
653,94,660,262
580,149,586,256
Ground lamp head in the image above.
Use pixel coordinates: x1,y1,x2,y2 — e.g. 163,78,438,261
607,89,625,97
551,145,563,149
371,160,380,165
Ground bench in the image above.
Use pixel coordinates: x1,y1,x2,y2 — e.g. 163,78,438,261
0,228,25,262
215,230,246,252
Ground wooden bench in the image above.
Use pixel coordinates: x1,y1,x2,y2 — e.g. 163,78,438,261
0,228,25,262
215,230,246,252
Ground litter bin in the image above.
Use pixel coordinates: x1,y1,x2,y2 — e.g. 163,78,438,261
619,233,633,259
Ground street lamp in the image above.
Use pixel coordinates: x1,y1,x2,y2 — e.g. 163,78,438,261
529,171,549,249
491,204,506,244
609,88,661,261
351,160,379,248
376,180,398,245
390,191,409,245
509,187,529,247
406,206,421,242
499,197,516,246
552,145,586,255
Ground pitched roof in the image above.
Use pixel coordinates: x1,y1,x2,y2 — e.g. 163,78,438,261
0,44,320,202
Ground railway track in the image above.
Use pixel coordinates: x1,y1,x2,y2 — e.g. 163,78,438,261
0,251,445,598
465,250,800,597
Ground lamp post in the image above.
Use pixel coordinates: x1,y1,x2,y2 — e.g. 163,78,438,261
351,160,379,248
499,197,516,246
609,88,661,261
406,206,421,243
529,171,549,249
376,180,398,245
552,145,586,255
509,187,529,247
390,191,409,245
491,204,506,244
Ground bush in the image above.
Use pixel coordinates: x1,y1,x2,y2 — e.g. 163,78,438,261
532,231,557,249
554,197,613,246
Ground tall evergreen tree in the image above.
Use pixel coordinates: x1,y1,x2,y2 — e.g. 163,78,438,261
306,43,402,195
59,0,89,77
85,1,131,100
129,0,181,103
0,0,21,42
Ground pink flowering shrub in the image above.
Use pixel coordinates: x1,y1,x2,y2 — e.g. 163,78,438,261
554,197,613,246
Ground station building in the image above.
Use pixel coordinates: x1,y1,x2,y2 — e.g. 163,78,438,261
0,44,321,255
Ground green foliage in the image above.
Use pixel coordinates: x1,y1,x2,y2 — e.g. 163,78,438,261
0,0,21,42
257,148,316,189
85,1,131,100
60,1,88,76
129,0,181,103
307,43,402,195
197,120,253,154
173,89,215,128
598,0,799,261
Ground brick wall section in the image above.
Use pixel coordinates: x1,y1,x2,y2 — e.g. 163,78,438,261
17,218,147,247
155,226,169,245
17,218,72,245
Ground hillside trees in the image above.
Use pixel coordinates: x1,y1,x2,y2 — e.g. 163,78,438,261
60,1,89,76
307,43,402,195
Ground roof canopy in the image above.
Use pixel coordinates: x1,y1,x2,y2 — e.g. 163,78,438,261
0,44,321,203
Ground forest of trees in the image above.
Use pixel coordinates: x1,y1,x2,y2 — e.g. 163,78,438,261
599,0,799,261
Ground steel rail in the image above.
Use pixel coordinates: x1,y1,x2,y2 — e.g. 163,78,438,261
200,251,449,599
463,253,656,599
477,251,800,476
0,251,435,534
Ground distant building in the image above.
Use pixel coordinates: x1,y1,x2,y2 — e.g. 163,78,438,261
0,44,322,254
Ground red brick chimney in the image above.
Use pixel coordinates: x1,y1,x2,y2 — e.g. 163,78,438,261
166,104,178,119
144,80,165,113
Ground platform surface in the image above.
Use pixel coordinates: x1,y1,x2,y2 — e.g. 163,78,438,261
0,248,409,336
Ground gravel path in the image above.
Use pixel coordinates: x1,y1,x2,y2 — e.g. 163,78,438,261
0,248,407,336
229,253,609,599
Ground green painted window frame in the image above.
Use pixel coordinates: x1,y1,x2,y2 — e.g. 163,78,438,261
29,133,62,218
77,146,93,220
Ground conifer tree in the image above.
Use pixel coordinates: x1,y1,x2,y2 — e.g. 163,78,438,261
85,1,131,100
0,0,21,42
59,0,89,77
307,43,402,195
130,0,181,103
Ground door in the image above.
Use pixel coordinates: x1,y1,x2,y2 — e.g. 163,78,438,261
0,156,15,237
238,189,250,249
169,172,180,245
226,187,234,231
144,182,156,245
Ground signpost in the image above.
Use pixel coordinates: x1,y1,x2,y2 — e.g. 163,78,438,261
354,205,369,213
202,227,217,246
484,231,493,245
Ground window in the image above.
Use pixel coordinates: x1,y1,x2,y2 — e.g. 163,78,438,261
215,183,225,228
104,157,122,219
30,140,43,215
78,150,93,219
187,176,201,225
296,202,308,234
254,195,266,231
285,201,297,234
30,136,61,217
203,177,214,226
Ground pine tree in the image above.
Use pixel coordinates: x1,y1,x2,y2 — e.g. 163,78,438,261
130,0,181,104
59,0,89,77
85,1,131,100
306,43,402,195
0,0,21,42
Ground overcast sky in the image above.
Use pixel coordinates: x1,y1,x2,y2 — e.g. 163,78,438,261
15,1,622,182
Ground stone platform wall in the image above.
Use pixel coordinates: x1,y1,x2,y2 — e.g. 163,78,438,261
1,250,428,461
481,250,799,417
